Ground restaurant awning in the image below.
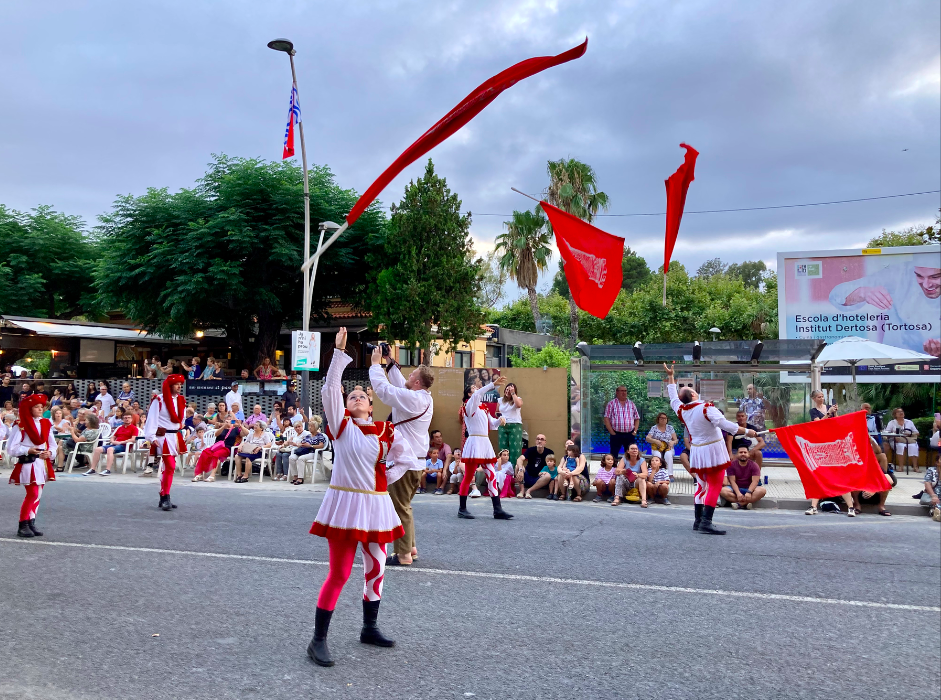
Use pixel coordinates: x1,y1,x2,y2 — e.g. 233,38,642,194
0,316,196,344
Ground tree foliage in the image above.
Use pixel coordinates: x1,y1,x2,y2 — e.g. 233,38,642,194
96,155,385,364
367,159,484,357
511,341,572,368
0,205,100,319
477,249,507,309
696,257,727,279
867,211,940,247
494,206,551,326
726,260,768,289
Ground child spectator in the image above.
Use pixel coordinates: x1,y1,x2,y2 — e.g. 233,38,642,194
539,454,559,501
494,448,516,498
593,453,617,503
558,443,588,502
186,425,207,471
421,447,443,494
445,449,464,495
649,455,672,505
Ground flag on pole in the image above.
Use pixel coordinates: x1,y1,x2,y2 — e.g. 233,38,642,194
540,202,624,319
663,143,698,273
771,411,890,499
344,39,589,226
282,83,302,160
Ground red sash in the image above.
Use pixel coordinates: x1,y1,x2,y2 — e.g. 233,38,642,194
326,411,395,491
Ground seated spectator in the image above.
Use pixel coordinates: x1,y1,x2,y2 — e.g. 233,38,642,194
809,389,839,421
193,421,242,482
183,407,196,430
230,402,245,421
68,398,81,419
862,403,884,448
184,425,208,470
50,406,72,435
612,444,648,507
805,492,856,517
421,447,444,494
108,406,125,430
593,453,617,503
887,407,920,473
273,418,295,481
852,437,892,516
919,454,940,521
288,415,328,485
726,410,766,469
234,421,270,483
721,446,767,510
445,449,465,495
539,454,560,501
514,434,554,498
678,429,691,473
50,388,64,408
648,455,672,505
558,443,588,502
428,429,452,466
0,412,15,441
646,412,678,477
287,405,305,428
59,413,100,471
494,448,516,498
245,404,267,427
85,412,139,476
213,402,230,428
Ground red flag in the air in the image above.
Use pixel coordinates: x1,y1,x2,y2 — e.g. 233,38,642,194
663,143,698,273
345,39,589,226
772,411,889,499
540,202,624,319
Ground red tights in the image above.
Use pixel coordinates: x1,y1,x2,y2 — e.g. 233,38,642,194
20,484,43,521
316,539,387,611
159,456,176,496
692,466,726,507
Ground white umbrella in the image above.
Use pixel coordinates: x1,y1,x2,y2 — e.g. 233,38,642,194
815,336,934,384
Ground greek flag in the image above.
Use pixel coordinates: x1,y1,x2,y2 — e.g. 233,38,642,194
282,83,302,160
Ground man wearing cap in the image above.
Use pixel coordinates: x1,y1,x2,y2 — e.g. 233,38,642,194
144,374,187,511
282,381,298,411
8,394,57,538
224,381,242,416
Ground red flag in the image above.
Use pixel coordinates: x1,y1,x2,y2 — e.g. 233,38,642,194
345,39,589,226
540,202,624,319
772,411,889,499
663,143,698,273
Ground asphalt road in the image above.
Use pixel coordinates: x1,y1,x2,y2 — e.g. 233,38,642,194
1,476,939,700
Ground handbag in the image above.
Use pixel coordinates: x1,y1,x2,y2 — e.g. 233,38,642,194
625,487,641,503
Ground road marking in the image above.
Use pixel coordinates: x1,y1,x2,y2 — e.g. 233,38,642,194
3,537,937,612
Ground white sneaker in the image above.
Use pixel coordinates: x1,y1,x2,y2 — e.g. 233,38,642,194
83,468,96,476
470,487,481,498
99,470,111,476
847,507,856,517
804,506,817,515
730,502,740,510
192,474,204,482
745,502,754,510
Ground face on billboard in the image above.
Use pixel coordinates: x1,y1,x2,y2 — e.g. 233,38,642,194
914,267,941,299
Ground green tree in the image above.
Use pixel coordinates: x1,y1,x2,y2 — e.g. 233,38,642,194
477,248,507,309
726,260,768,289
544,158,610,346
696,257,727,279
367,159,485,358
494,207,551,327
0,205,99,318
621,247,652,293
96,155,385,365
867,211,940,247
511,341,572,368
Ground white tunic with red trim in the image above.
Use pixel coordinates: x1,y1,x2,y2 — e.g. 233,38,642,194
311,349,404,544
8,419,57,486
144,393,186,455
461,382,502,469
668,383,739,472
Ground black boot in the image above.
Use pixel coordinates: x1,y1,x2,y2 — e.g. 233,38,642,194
159,494,172,511
166,494,177,509
457,495,475,519
28,519,43,537
693,503,703,531
17,520,34,538
698,505,726,535
307,607,335,667
359,599,395,647
491,496,514,520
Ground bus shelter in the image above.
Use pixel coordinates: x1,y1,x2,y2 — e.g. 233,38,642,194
573,339,824,461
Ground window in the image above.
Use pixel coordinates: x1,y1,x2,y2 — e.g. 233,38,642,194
397,346,416,366
486,345,503,368
454,351,472,368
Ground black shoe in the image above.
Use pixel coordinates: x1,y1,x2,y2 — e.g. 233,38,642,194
912,490,924,499
385,554,411,567
17,520,34,538
159,495,172,511
360,600,395,647
693,503,703,531
167,496,177,509
307,607,335,667
28,519,43,537
491,496,514,519
698,506,726,535
458,495,475,519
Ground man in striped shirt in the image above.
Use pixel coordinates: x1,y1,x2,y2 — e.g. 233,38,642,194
604,386,640,459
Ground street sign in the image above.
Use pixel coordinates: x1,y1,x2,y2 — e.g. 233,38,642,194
291,331,321,371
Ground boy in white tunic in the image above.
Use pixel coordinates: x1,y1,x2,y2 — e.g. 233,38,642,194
458,377,513,520
663,364,755,535
144,374,187,511
8,394,57,538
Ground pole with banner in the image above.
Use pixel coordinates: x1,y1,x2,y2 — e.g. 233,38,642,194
292,331,321,374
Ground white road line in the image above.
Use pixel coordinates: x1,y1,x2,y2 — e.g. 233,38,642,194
3,537,938,612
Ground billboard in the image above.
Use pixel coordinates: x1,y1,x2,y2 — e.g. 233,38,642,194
777,245,941,382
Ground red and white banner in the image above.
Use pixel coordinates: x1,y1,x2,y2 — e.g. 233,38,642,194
540,202,624,319
345,39,589,226
772,410,889,498
663,143,698,273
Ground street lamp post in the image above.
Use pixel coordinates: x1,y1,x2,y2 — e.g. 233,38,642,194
268,38,312,415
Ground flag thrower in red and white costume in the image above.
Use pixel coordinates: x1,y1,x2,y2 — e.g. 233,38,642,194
144,374,186,512
663,364,755,535
457,377,514,521
306,328,405,668
8,394,56,538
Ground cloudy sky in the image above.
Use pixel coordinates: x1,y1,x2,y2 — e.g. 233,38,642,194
2,0,939,301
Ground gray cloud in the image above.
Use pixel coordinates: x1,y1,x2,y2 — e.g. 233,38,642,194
1,0,938,301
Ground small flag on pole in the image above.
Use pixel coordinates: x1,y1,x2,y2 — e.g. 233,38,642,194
282,83,302,160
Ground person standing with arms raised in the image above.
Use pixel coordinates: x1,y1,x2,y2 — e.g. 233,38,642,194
458,376,513,520
663,363,755,535
368,344,434,567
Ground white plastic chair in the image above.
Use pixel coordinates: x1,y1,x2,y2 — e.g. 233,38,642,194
66,429,102,473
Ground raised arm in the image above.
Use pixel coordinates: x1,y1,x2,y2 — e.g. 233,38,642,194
368,360,428,415
322,345,352,435
663,364,681,414
464,382,495,418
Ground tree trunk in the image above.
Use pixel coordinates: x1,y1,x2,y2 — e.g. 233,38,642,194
526,286,542,330
254,308,283,369
568,295,579,349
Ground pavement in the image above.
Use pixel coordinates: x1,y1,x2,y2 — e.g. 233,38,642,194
1,471,939,700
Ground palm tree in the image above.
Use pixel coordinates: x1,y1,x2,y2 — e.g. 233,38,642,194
494,207,552,328
544,158,610,345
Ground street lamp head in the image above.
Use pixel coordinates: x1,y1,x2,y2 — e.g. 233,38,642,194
318,221,341,232
267,38,295,55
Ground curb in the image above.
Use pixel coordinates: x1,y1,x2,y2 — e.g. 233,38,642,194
663,493,930,517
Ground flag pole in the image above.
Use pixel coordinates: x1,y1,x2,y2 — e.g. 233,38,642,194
511,186,542,204
662,272,667,306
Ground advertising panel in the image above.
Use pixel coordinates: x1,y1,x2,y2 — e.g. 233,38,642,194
777,245,941,382
291,331,321,372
